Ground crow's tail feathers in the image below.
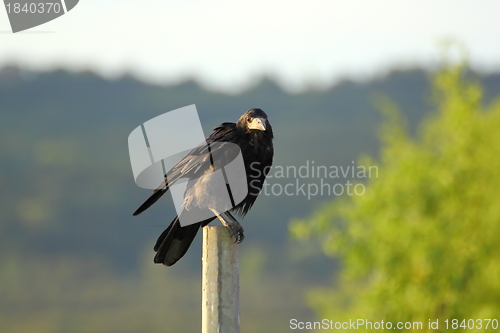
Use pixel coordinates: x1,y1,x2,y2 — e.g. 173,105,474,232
133,188,168,216
153,216,202,266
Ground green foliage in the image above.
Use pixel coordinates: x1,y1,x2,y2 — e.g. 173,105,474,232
290,61,500,331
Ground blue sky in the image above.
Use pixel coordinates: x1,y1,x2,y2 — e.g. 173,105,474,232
1,0,499,92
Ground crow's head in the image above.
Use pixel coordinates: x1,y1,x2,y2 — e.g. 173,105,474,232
238,108,272,135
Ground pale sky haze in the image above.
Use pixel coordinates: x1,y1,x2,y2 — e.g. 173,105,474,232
1,0,499,92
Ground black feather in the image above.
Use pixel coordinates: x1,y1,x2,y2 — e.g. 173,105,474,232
133,108,274,266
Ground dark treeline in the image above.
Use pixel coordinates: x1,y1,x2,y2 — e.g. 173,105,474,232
1,65,499,332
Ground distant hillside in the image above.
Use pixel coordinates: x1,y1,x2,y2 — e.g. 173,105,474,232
1,65,499,333
2,65,500,266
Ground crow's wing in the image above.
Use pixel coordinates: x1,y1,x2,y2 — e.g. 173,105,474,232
133,123,238,216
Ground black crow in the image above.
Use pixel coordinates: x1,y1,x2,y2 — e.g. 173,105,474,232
133,108,274,266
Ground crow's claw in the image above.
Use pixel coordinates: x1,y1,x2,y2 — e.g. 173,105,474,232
211,210,245,244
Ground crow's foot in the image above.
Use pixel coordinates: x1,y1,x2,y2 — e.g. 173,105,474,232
210,209,245,244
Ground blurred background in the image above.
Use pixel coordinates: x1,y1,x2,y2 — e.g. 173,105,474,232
1,1,500,332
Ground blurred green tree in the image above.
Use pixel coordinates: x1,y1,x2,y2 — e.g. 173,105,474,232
290,57,500,332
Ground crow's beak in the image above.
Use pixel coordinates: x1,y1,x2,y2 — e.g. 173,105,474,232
249,117,266,131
